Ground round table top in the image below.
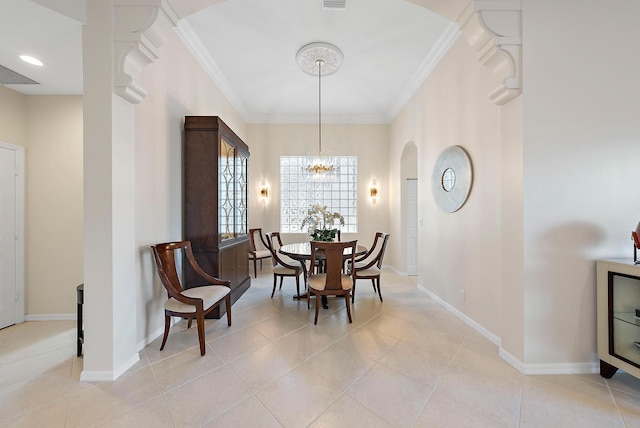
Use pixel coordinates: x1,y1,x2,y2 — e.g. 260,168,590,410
279,242,367,259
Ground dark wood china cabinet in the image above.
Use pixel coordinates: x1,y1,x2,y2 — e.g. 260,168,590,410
184,116,250,317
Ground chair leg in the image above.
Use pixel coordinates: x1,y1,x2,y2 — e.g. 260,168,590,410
307,287,311,309
351,280,357,303
196,310,206,356
345,293,353,323
376,277,383,302
271,275,277,298
314,291,320,325
253,259,258,278
187,318,193,329
279,276,284,290
160,314,171,351
225,294,232,326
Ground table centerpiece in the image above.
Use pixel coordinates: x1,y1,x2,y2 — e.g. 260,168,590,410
301,204,344,242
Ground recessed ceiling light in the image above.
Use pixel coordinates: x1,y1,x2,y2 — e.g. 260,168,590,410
19,55,44,67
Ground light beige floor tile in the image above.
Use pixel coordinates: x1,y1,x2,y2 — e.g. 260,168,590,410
204,396,282,428
149,346,225,393
298,336,377,391
232,304,282,329
97,396,173,428
608,371,640,397
3,397,69,428
415,390,507,428
66,366,161,428
435,360,522,426
347,363,432,427
340,326,400,362
310,394,393,428
520,374,623,428
611,388,640,428
379,338,451,389
163,365,251,428
209,325,272,362
256,364,343,428
246,313,305,341
0,346,74,389
356,312,415,339
0,366,73,424
229,341,303,392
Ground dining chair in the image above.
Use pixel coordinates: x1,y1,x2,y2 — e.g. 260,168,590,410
248,228,271,278
313,228,341,273
151,240,231,356
349,232,389,302
265,232,305,298
307,240,357,324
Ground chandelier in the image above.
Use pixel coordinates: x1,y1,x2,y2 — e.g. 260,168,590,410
296,42,343,177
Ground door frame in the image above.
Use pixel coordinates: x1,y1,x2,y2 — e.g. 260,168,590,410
0,141,25,325
406,178,418,276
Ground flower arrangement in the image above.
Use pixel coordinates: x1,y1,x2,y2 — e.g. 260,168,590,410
301,204,345,241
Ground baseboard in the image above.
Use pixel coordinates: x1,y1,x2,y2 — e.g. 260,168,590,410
25,313,75,321
80,352,140,382
417,284,501,347
417,283,599,375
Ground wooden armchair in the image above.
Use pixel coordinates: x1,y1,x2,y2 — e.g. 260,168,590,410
349,232,389,302
151,241,231,356
308,240,357,324
248,228,271,277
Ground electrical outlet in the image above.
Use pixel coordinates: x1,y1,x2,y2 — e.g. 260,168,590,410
459,289,465,301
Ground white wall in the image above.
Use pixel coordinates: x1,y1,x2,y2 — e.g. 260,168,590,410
0,86,26,146
246,123,391,248
522,0,640,364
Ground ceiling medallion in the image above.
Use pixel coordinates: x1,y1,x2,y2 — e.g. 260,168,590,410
296,42,343,76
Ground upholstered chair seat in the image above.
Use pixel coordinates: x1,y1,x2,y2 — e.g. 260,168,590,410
164,285,230,313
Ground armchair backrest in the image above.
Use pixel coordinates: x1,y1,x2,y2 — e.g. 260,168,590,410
249,228,268,253
265,232,294,268
310,240,357,290
356,232,390,269
151,241,190,299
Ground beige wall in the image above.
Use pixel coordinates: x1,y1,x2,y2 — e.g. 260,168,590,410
390,35,504,338
0,89,83,316
25,96,83,315
0,86,27,146
522,0,640,365
246,123,391,248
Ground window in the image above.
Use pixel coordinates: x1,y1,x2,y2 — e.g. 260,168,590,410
280,156,357,233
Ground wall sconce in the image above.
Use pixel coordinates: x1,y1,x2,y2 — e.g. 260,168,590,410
260,182,269,203
370,181,378,204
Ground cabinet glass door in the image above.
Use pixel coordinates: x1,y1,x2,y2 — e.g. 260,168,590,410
219,138,235,241
610,272,640,367
235,152,248,237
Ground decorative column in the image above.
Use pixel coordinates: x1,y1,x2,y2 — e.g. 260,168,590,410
82,0,177,381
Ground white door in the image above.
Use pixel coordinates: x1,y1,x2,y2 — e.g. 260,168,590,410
406,179,418,275
0,146,17,328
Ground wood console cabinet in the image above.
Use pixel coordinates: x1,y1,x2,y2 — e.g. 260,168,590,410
597,259,640,378
184,116,250,318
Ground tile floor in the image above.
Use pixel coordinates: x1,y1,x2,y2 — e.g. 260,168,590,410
3,268,640,427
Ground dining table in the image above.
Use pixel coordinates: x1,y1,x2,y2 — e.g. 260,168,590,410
279,242,367,308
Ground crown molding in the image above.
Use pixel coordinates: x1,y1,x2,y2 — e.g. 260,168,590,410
459,0,522,105
174,21,250,120
113,0,179,104
387,21,461,122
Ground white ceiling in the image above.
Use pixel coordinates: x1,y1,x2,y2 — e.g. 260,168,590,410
0,0,458,124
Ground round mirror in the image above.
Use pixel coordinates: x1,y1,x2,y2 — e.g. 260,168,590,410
441,168,456,192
